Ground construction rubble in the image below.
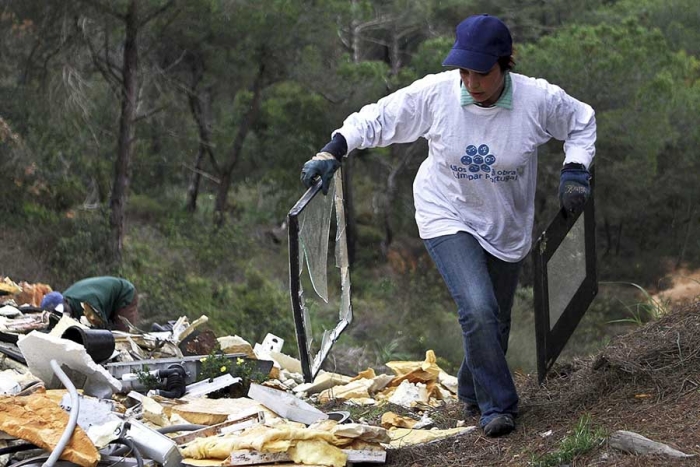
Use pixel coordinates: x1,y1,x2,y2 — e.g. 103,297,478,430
0,277,474,467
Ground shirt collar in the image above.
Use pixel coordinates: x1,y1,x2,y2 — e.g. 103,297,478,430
460,71,513,110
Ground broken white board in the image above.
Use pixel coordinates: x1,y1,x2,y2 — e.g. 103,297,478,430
17,331,121,395
226,448,386,465
248,383,328,425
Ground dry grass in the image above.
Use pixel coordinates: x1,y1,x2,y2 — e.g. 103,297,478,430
374,300,700,467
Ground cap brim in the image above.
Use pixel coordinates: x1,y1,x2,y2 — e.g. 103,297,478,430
442,48,497,73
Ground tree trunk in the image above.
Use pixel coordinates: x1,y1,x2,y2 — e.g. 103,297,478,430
603,217,612,257
615,222,623,255
186,140,206,213
213,60,265,227
379,145,418,256
380,147,401,256
213,170,232,226
379,28,408,255
676,203,695,268
350,0,361,63
186,60,213,213
389,25,401,78
109,0,138,264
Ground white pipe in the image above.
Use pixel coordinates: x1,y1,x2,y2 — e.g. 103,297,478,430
42,360,80,467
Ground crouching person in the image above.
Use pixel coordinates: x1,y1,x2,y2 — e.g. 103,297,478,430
41,276,139,332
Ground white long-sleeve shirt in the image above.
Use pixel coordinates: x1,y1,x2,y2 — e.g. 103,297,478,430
336,70,596,262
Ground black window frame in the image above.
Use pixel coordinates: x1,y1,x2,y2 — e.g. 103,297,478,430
532,167,597,383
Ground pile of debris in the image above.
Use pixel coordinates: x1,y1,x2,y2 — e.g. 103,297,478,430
0,278,473,467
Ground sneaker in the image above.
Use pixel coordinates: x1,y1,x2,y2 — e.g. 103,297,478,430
464,403,480,417
483,414,515,437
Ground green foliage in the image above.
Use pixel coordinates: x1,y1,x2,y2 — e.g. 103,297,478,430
410,37,454,77
604,0,700,56
206,269,296,348
198,351,231,381
520,17,700,278
4,0,700,390
13,208,114,285
125,248,294,349
372,336,412,365
531,414,606,467
603,281,669,325
337,60,391,90
198,351,269,397
134,365,160,391
120,199,294,352
21,202,60,224
259,79,331,197
127,194,177,222
230,356,269,389
340,403,387,427
49,212,113,279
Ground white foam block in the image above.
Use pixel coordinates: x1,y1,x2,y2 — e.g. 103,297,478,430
17,331,122,393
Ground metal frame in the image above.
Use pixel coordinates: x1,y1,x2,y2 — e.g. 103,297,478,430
288,173,352,382
533,168,597,383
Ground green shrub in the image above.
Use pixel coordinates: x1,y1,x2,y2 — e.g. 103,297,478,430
24,208,114,285
531,414,605,467
603,281,670,325
128,194,176,222
122,217,296,353
208,268,296,350
22,202,61,224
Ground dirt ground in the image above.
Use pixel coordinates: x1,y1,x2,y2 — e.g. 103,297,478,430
651,268,700,305
362,298,700,467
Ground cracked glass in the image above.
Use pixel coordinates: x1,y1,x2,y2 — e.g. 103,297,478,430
289,170,352,381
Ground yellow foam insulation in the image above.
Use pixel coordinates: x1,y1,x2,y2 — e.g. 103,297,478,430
288,439,346,467
0,394,99,467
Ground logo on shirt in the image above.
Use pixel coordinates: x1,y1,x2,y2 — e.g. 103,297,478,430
451,143,519,183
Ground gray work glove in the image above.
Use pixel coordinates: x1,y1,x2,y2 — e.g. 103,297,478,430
300,152,340,195
300,133,347,195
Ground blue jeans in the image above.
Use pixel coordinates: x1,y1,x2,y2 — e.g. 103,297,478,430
424,232,521,427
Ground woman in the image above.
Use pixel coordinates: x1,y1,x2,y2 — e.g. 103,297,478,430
301,14,596,437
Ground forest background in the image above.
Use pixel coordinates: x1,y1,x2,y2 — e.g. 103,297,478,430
1,0,699,376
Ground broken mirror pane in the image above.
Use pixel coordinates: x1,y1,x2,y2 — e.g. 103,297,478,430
288,170,352,382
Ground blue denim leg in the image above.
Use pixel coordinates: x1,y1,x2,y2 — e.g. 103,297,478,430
424,232,521,427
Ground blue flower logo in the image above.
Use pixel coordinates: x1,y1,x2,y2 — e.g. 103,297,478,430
462,143,497,174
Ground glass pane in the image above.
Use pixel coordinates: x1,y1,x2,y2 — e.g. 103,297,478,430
547,214,586,329
298,179,335,302
333,175,352,324
290,170,353,379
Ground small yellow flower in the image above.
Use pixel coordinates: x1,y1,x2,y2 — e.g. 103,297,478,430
220,366,227,373
200,357,207,362
236,358,244,365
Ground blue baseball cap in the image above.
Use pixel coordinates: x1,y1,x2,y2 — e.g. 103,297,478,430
41,291,64,311
442,14,512,73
